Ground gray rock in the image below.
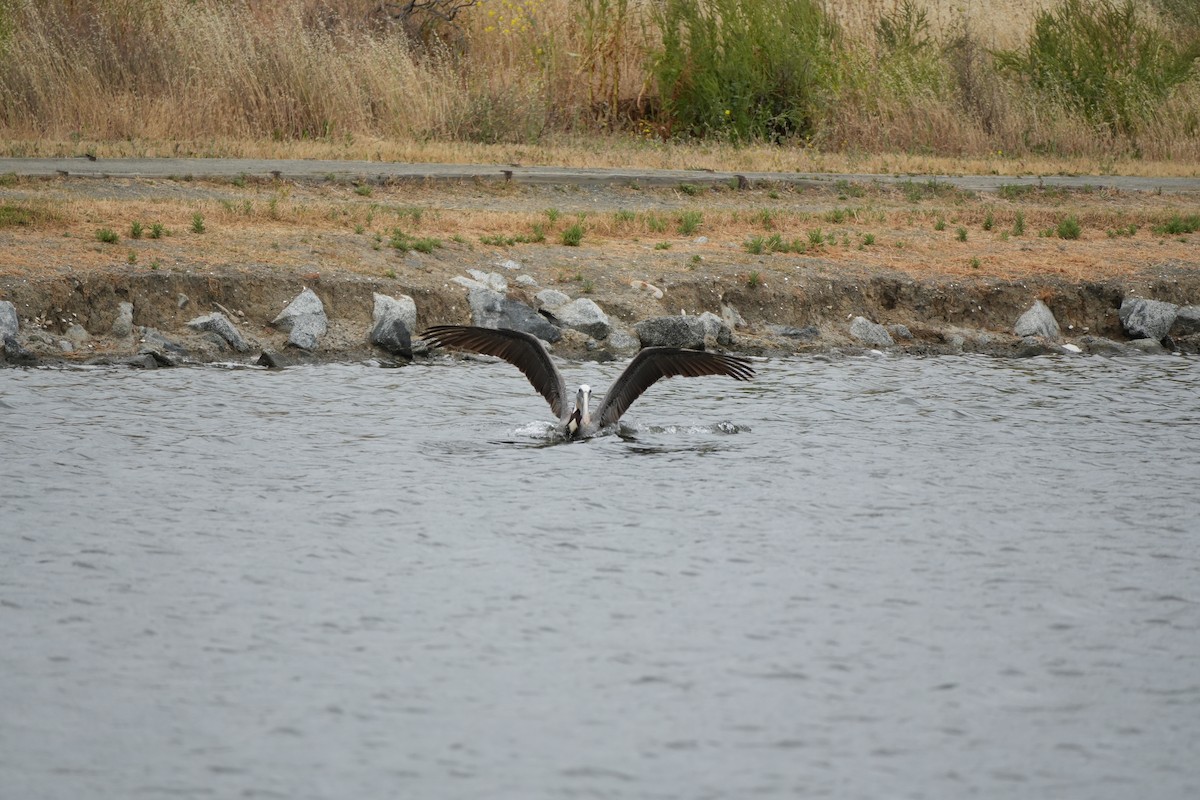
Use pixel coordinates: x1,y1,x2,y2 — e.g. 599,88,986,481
697,311,733,346
112,301,134,338
141,328,189,357
1127,337,1167,354
849,316,894,347
187,312,251,352
635,316,709,349
1014,299,1060,340
606,330,640,354
3,334,38,366
136,347,177,367
1119,297,1178,341
257,351,285,369
887,324,913,340
1170,306,1200,336
515,274,538,287
768,324,820,341
272,288,328,351
1079,335,1130,356
466,270,508,292
121,353,159,369
370,293,417,357
1015,336,1068,358
176,293,190,309
58,340,74,353
64,323,91,344
497,258,523,271
555,298,611,339
721,303,747,330
535,289,571,310
468,287,560,343
0,300,18,337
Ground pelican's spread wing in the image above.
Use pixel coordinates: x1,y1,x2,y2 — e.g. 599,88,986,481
423,325,569,420
595,347,755,427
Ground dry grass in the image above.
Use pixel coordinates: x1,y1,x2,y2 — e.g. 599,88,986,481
2,177,1196,287
1,0,1198,170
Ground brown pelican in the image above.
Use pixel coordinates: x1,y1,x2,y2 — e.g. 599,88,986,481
423,325,755,438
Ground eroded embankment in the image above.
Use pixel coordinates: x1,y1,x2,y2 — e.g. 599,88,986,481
3,261,1200,368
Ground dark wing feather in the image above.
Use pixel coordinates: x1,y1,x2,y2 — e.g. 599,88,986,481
422,325,568,420
595,347,755,427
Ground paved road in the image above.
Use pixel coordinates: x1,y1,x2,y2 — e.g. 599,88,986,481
2,157,1198,194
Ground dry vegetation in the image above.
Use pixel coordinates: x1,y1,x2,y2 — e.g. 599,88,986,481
1,174,1196,286
0,0,1198,175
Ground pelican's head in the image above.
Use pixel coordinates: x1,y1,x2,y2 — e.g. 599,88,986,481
576,384,592,424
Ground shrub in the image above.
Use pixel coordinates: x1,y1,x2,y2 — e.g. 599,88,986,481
677,210,703,235
561,221,585,246
1153,214,1200,234
1057,215,1082,239
650,0,837,141
994,0,1200,135
95,227,118,243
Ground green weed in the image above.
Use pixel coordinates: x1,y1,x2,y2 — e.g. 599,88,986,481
1056,215,1082,239
96,227,119,243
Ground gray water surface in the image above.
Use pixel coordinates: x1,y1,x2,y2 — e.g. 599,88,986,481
2,355,1199,799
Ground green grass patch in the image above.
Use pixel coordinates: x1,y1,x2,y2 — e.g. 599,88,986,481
1152,214,1200,235
561,221,585,246
677,210,703,235
1056,215,1082,239
391,229,442,253
95,227,119,243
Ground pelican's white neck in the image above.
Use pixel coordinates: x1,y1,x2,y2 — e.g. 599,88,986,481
576,384,592,425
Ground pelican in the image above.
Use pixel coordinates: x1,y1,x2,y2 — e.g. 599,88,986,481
422,325,755,438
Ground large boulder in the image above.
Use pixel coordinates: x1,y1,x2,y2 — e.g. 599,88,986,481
187,312,251,352
111,301,134,338
1170,306,1200,337
468,287,560,343
272,288,328,351
635,316,710,349
849,316,894,347
535,289,571,310
1014,299,1060,340
0,300,18,338
697,312,733,346
554,298,611,339
1119,297,1178,341
370,293,417,357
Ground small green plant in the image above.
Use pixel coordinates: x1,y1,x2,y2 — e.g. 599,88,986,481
149,223,166,239
835,179,866,198
744,235,766,254
384,268,397,279
231,173,247,188
191,213,205,234
1106,223,1138,238
545,208,560,223
655,242,672,250
970,257,981,269
127,250,137,264
149,260,160,270
934,218,946,231
580,279,595,294
824,207,847,224
1153,214,1200,235
767,232,787,252
613,209,636,223
96,227,119,243
746,270,762,288
1013,212,1026,236
645,213,667,233
808,228,824,246
129,220,143,239
753,209,775,229
354,224,365,235
862,233,876,246
982,210,994,231
691,254,703,264
1056,215,1082,239
677,210,703,235
956,226,968,242
561,221,585,246
355,184,372,197
678,183,702,196
391,229,441,253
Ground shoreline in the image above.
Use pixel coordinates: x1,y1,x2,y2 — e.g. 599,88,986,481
2,160,1199,367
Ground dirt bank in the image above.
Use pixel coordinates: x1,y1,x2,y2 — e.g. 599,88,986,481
2,161,1199,364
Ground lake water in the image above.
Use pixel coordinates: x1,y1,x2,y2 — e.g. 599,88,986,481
2,353,1199,800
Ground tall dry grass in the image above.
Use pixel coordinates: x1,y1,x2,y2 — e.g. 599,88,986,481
0,0,1197,164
